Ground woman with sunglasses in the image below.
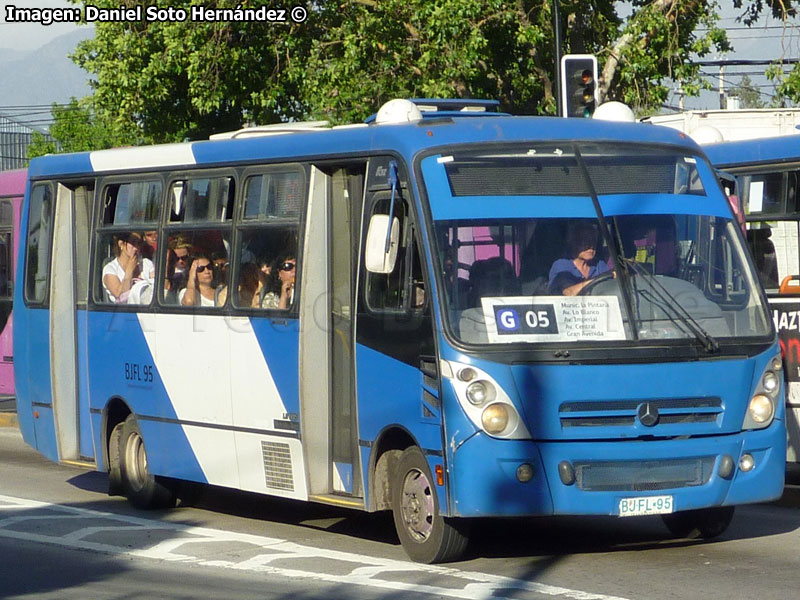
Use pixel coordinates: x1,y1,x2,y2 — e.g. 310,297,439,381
261,254,296,310
179,254,217,307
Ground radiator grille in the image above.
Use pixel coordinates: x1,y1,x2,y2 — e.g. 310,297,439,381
574,457,716,492
261,441,294,492
559,398,723,429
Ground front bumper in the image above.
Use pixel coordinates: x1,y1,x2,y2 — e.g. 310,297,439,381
447,419,786,518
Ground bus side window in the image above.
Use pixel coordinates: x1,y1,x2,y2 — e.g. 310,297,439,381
234,166,305,311
160,230,232,308
170,176,234,223
746,224,780,291
0,201,13,299
102,180,162,225
232,227,299,310
743,173,784,215
94,178,163,306
24,184,53,304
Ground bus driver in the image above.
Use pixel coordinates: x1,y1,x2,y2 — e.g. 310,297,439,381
548,221,610,296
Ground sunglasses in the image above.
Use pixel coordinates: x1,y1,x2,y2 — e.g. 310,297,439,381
279,262,296,272
196,264,213,273
175,254,189,262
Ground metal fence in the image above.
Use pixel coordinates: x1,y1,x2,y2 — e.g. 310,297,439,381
0,115,50,171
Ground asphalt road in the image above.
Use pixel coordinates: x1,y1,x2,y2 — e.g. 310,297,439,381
2,425,800,600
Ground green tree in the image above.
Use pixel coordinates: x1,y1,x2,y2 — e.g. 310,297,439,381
56,0,734,146
69,0,312,143
728,74,765,109
738,2,799,106
27,98,137,158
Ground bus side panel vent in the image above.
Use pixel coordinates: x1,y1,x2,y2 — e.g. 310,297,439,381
261,440,295,492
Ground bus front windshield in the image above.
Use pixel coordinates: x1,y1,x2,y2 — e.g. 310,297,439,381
424,144,771,348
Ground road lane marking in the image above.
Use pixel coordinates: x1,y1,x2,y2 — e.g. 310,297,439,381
0,494,630,600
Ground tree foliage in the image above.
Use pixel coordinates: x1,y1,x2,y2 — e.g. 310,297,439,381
728,75,765,109
53,0,737,149
27,98,136,159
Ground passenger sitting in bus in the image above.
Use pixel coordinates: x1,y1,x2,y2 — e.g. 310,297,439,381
162,249,179,304
168,235,192,291
259,257,273,279
215,261,262,308
548,221,610,296
468,257,520,306
179,254,217,307
211,251,229,285
142,230,158,261
261,254,296,309
102,232,155,304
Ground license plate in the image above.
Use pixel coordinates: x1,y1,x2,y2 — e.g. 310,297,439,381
618,495,673,517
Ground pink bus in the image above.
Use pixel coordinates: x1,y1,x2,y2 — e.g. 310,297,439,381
0,169,24,405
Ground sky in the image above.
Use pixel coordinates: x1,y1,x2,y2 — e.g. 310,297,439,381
0,1,91,51
0,0,798,111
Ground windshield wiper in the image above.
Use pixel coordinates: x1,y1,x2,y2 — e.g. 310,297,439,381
573,146,638,340
622,258,720,353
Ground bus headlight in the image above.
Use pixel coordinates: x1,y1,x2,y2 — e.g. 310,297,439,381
466,380,495,406
743,355,782,430
481,403,509,434
443,360,531,439
458,367,477,382
748,394,774,425
762,372,780,396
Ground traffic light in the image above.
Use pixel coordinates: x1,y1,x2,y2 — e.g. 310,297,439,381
560,55,598,118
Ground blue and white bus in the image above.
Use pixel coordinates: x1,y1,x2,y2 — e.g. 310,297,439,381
706,135,800,466
15,99,785,563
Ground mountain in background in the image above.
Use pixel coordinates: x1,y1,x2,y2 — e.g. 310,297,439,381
0,48,32,65
0,28,94,127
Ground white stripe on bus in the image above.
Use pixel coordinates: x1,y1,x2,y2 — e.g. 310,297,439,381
89,143,197,172
138,313,308,500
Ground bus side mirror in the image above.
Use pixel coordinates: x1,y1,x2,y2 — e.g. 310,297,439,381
365,214,399,274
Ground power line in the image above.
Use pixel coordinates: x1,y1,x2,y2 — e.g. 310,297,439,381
698,25,800,31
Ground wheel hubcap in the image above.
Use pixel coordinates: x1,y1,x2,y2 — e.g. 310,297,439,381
401,468,434,542
125,431,148,493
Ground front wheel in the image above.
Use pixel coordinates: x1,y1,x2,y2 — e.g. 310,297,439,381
118,415,175,509
391,446,469,563
661,506,735,539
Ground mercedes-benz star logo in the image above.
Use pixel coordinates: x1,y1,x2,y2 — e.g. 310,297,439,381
637,402,660,427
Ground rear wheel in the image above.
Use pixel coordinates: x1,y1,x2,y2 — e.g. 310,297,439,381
661,506,735,539
118,415,175,509
391,446,469,563
107,421,124,496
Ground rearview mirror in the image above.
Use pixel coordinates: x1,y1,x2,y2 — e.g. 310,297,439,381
365,214,399,274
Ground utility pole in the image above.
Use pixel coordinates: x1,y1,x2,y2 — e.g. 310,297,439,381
719,64,725,110
553,0,563,117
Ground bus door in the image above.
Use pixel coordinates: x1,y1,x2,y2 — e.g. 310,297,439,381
49,183,93,462
300,164,365,501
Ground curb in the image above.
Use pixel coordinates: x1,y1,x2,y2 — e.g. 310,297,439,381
0,413,18,428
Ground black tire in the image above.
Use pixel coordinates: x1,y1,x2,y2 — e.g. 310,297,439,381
661,506,735,540
391,446,469,563
107,421,124,496
118,415,175,509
